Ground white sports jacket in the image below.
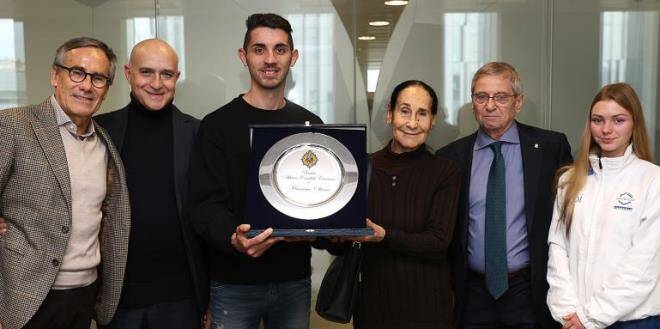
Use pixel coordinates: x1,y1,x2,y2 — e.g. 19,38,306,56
547,145,660,329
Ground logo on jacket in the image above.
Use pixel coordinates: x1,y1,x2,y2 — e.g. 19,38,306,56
614,192,634,211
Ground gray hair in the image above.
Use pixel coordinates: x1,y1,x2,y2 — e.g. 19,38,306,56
471,61,523,96
53,37,117,85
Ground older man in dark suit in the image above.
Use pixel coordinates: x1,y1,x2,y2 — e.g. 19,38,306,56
0,37,130,329
437,62,572,329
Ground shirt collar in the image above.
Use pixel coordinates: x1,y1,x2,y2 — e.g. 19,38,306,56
50,95,95,139
474,121,520,150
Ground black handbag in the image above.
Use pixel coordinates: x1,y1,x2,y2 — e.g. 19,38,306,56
315,161,371,323
315,241,364,323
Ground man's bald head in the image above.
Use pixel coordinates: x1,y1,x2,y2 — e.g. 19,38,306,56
124,38,180,111
129,39,179,67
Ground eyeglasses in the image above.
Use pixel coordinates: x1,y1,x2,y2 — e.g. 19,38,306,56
54,64,111,88
472,92,515,105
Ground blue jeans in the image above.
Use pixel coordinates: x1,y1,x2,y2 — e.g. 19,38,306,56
609,316,660,329
101,298,200,329
209,278,311,329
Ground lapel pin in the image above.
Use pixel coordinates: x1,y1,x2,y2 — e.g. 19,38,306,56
534,143,539,149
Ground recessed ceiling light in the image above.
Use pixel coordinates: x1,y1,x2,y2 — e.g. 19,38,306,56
358,36,376,41
384,0,408,5
369,21,390,26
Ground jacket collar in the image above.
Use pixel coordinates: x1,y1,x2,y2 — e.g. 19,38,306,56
589,144,636,176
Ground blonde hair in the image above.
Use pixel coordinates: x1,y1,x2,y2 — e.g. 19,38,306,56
556,83,651,234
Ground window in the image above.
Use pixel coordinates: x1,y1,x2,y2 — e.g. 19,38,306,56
287,13,334,122
443,13,498,125
0,19,26,108
601,11,659,151
126,16,186,80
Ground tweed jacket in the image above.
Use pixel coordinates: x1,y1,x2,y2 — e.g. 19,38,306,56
0,99,131,329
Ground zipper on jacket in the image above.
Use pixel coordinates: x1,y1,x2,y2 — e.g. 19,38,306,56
583,164,605,299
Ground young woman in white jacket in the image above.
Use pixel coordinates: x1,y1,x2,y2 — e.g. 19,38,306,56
547,83,660,329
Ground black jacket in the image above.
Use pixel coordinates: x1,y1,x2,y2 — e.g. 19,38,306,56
95,103,208,314
436,121,572,329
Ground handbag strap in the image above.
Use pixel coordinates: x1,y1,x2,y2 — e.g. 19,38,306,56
362,158,373,245
366,158,372,197
356,158,372,282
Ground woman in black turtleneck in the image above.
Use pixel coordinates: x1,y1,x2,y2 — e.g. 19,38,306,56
353,81,460,329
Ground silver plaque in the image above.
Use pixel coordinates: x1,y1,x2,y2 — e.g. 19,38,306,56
258,132,359,220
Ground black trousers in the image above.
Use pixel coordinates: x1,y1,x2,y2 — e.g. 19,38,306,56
101,298,201,329
462,270,536,329
25,280,99,329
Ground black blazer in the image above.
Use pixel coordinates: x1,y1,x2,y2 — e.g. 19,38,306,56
95,104,208,314
437,121,572,329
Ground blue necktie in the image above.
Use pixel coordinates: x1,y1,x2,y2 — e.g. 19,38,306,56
485,141,508,299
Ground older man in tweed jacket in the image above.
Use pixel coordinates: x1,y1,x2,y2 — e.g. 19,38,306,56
0,37,130,329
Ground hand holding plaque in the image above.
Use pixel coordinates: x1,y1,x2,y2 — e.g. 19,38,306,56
231,224,283,257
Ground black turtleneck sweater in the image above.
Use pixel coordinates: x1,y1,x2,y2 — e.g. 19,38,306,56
119,97,193,306
354,142,460,329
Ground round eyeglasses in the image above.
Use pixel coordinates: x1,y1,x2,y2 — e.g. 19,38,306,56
55,64,111,88
472,92,515,105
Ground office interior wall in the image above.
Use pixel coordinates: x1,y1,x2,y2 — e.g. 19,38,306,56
0,1,357,328
0,1,659,328
368,0,660,160
552,1,660,157
0,0,364,123
2,0,658,156
368,0,552,152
